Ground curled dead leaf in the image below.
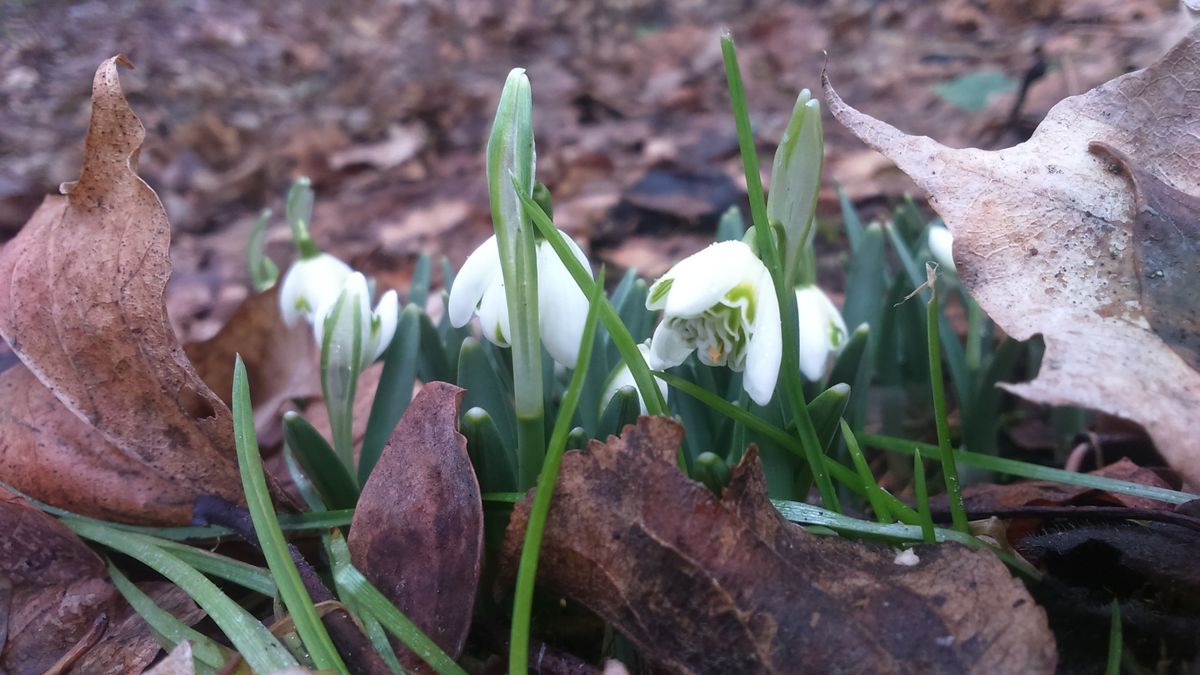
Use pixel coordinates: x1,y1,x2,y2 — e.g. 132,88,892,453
348,382,482,670
0,57,292,523
500,417,1056,674
824,29,1200,480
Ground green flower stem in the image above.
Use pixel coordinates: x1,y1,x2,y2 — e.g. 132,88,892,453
720,34,838,510
926,276,968,533
510,270,605,675
489,69,544,489
321,293,363,476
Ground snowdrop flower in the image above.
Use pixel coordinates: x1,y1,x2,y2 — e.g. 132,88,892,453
600,341,669,415
646,240,782,406
448,232,592,368
278,252,353,327
928,224,956,273
312,272,399,370
794,285,848,382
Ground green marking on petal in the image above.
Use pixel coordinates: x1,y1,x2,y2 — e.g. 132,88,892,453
829,321,846,348
648,278,673,305
723,282,757,323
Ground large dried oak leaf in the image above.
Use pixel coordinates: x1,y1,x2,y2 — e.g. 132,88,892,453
824,29,1200,480
0,57,284,523
500,417,1056,674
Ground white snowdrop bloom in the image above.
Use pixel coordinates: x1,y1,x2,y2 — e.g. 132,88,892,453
645,240,782,406
278,252,353,327
794,285,849,382
312,272,399,370
447,232,592,368
600,341,669,415
928,224,957,273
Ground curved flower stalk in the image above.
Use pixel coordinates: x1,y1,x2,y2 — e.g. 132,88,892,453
645,240,782,406
600,341,669,414
928,224,956,272
447,231,592,368
794,284,848,382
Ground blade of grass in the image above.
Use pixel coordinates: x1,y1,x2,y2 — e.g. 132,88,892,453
107,561,228,672
926,271,968,533
324,530,404,674
510,267,605,674
913,449,936,543
154,539,276,596
233,356,348,674
327,532,467,675
720,33,838,510
860,433,1197,506
519,191,666,417
770,499,1040,580
65,518,299,673
840,420,891,523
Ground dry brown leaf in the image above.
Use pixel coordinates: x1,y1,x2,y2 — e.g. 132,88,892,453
348,382,482,670
0,489,202,674
824,30,1200,481
185,286,320,449
0,57,290,523
500,417,1056,674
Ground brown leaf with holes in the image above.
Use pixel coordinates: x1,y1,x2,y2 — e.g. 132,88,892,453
499,417,1056,674
348,382,482,670
0,57,290,523
185,286,320,449
0,489,204,673
824,29,1200,481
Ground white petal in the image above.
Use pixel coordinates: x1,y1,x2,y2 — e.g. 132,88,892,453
278,253,351,326
743,271,782,406
928,225,956,272
448,235,502,328
477,279,511,347
599,342,665,415
648,320,694,369
795,287,828,381
367,289,400,365
537,234,591,368
655,241,762,318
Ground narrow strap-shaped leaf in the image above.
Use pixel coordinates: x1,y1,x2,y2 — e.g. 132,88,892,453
233,356,348,673
65,518,298,673
284,411,359,510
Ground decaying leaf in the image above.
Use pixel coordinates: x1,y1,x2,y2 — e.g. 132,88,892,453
0,57,289,523
0,489,203,673
348,382,482,669
500,417,1056,674
185,286,320,449
823,29,1200,481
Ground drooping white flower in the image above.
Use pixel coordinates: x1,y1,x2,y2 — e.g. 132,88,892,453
928,224,956,273
278,252,353,327
447,231,592,368
600,341,669,415
645,240,782,406
794,285,848,382
312,272,399,370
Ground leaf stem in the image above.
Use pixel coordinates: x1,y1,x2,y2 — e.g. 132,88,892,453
926,275,968,532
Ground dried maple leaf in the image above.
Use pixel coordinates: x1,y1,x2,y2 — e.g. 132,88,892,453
0,57,291,523
348,382,482,670
500,417,1056,674
823,30,1200,481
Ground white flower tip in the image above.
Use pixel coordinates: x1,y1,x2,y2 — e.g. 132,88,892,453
928,226,956,272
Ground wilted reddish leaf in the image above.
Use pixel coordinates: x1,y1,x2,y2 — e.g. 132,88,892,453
824,29,1200,481
185,286,320,449
0,57,288,523
501,417,1056,674
348,382,482,669
0,489,202,674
